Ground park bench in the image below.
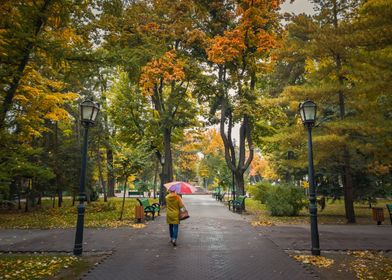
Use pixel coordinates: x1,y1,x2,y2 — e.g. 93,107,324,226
128,190,144,197
228,195,246,213
387,204,392,225
137,198,160,220
212,188,221,199
217,192,226,202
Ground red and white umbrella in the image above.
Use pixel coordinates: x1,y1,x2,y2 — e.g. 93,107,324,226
164,181,196,194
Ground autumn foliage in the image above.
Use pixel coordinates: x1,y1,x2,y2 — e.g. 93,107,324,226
140,50,186,94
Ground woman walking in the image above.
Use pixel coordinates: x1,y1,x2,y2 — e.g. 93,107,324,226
165,189,184,246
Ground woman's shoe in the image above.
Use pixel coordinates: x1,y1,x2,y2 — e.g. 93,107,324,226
172,239,177,246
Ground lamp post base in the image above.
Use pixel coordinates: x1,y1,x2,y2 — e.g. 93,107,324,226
311,248,321,256
73,203,85,256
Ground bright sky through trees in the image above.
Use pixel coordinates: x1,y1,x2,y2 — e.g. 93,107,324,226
281,0,315,15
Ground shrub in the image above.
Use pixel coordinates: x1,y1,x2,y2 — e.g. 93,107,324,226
88,201,116,212
265,184,306,216
247,182,272,204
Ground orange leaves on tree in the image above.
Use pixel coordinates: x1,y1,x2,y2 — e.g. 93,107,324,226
250,153,278,180
206,29,246,64
140,50,186,95
207,0,279,65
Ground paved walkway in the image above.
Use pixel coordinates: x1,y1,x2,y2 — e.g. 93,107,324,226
257,224,392,251
82,195,315,280
1,195,391,279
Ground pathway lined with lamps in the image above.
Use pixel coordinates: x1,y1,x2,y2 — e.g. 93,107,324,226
0,195,391,279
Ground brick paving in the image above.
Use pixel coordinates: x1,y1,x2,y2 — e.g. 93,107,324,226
256,224,392,251
82,196,316,280
2,195,390,279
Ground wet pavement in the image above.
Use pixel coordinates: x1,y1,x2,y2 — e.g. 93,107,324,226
1,195,390,279
81,195,315,280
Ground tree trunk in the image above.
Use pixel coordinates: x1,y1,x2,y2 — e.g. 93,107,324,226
218,66,255,197
37,193,42,206
97,148,108,202
24,194,29,212
153,158,158,199
343,146,356,223
159,127,173,205
119,177,127,221
16,181,21,210
235,172,245,196
106,148,115,197
72,192,75,206
337,64,356,223
58,189,63,207
333,0,355,223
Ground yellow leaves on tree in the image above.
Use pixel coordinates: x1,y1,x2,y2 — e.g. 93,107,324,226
139,50,186,95
13,66,78,140
202,129,225,156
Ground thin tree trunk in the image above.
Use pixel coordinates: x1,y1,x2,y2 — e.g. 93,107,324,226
106,149,115,197
97,136,107,202
119,177,128,221
343,147,355,223
333,0,355,224
37,193,42,206
153,158,158,199
16,181,21,210
72,192,75,206
24,193,29,212
58,189,62,207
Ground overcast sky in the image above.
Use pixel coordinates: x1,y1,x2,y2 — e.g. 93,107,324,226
281,0,315,15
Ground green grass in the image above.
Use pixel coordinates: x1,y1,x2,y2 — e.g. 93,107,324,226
0,197,159,229
246,197,392,225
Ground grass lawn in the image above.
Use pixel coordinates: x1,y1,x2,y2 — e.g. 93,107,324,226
0,253,106,280
245,197,392,225
0,197,159,229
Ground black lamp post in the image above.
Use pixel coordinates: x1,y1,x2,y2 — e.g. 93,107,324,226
299,100,320,256
73,99,100,256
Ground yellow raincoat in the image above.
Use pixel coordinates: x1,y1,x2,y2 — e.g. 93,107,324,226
165,193,184,224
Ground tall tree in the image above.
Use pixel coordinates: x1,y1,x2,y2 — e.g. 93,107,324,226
206,0,280,195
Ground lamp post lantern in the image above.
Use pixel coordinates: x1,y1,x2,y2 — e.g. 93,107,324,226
73,100,100,256
299,100,320,256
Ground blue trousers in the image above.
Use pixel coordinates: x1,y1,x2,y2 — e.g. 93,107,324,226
169,224,179,240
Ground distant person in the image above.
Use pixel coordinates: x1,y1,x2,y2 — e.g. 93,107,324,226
165,190,184,246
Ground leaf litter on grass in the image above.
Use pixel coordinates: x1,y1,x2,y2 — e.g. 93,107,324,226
0,254,79,280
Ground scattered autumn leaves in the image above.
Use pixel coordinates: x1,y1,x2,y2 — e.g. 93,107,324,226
293,255,334,268
348,251,392,280
0,254,79,280
0,198,154,229
292,251,392,280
